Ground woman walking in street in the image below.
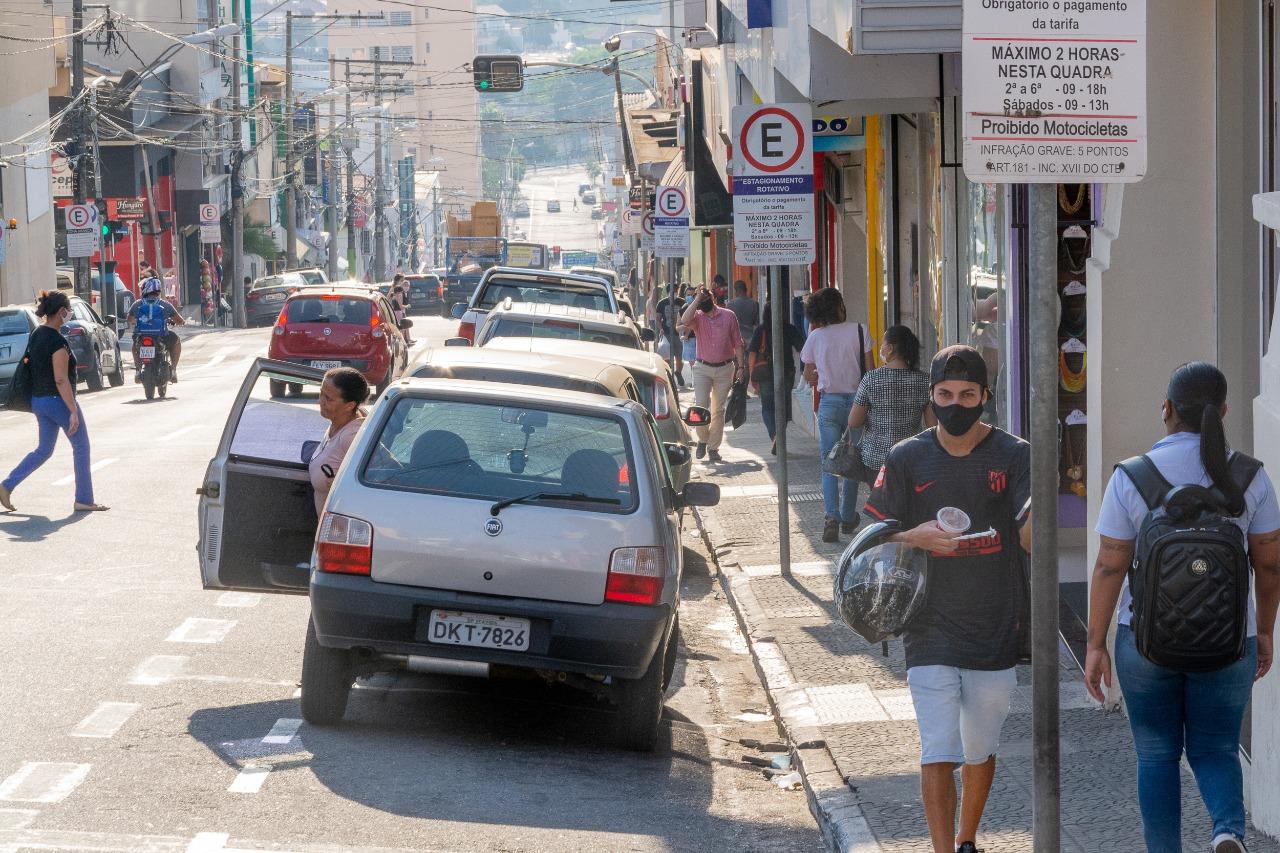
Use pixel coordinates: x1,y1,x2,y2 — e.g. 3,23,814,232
747,301,804,455
800,287,874,542
1085,362,1280,853
848,325,934,484
0,291,108,513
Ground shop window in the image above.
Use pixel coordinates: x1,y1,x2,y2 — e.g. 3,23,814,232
960,180,1008,430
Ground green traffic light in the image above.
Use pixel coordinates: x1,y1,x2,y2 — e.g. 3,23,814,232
479,80,490,90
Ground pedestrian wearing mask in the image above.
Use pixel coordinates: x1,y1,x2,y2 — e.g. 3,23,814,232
680,284,744,463
1086,362,1280,853
309,367,369,515
747,301,804,454
0,291,109,513
863,344,1031,853
800,287,874,542
654,284,687,386
849,325,935,486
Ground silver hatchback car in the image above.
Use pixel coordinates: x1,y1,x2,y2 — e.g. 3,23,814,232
197,359,718,750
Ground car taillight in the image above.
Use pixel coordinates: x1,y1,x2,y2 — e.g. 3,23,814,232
371,309,384,339
247,291,259,302
273,303,288,335
458,320,475,342
436,283,443,297
605,547,666,605
317,512,373,575
652,378,670,420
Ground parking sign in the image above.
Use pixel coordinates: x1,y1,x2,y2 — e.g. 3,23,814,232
731,103,816,265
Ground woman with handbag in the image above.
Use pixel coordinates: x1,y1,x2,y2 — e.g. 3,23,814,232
747,301,804,455
848,325,934,488
0,291,108,513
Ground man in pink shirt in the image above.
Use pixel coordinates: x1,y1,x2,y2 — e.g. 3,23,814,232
681,285,744,462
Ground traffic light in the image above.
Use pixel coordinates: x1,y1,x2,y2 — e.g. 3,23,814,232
473,55,523,92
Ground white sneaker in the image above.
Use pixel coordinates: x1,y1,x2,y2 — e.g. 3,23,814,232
1213,833,1247,853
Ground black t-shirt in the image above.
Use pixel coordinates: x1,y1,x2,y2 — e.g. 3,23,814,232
748,322,804,375
26,325,75,398
655,297,682,337
864,426,1031,671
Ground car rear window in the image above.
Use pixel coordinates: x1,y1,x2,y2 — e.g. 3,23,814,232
406,276,439,292
0,312,30,336
299,271,327,285
253,276,284,291
286,296,371,325
476,277,612,312
362,397,636,512
481,317,637,349
411,364,607,397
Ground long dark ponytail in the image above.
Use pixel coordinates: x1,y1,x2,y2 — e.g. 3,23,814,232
1167,362,1244,515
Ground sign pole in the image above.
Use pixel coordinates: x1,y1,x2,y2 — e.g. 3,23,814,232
769,263,790,578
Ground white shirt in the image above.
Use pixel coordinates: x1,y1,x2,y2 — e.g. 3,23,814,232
1095,431,1280,635
799,321,873,394
309,416,364,515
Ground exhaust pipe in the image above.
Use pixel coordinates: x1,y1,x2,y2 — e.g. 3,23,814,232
403,655,490,679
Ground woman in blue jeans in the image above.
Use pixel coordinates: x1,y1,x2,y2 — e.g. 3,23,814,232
798,288,873,543
0,291,108,514
1085,362,1278,852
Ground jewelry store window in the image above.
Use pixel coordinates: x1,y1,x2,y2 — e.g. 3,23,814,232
960,180,1010,430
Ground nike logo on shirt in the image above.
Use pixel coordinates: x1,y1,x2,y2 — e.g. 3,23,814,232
914,481,936,493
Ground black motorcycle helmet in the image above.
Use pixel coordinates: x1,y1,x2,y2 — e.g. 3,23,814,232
833,520,929,644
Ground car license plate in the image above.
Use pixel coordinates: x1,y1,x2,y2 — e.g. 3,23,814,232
427,610,530,651
264,293,284,302
310,360,342,369
139,346,156,359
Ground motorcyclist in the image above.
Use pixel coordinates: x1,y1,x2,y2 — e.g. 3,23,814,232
127,277,185,382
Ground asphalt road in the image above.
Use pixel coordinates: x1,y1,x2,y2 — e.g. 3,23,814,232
0,315,821,852
520,166,605,255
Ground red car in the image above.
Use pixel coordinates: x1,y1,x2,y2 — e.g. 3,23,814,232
267,286,410,396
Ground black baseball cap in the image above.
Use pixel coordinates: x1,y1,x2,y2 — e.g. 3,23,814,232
930,344,988,389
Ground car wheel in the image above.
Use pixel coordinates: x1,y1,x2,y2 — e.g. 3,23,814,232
107,346,125,387
85,351,105,392
301,619,352,726
662,614,680,691
613,632,667,752
440,302,453,319
269,379,287,398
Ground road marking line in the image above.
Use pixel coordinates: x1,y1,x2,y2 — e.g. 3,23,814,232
129,655,294,688
0,763,91,803
187,833,229,853
216,592,261,608
161,424,204,442
184,346,237,376
227,765,269,794
0,810,38,830
166,617,237,644
70,702,140,738
261,718,303,745
52,457,116,487
0,826,428,852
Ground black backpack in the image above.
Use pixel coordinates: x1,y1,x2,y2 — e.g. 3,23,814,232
1118,453,1261,672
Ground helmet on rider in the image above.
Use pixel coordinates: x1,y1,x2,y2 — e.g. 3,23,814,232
141,277,163,297
833,520,930,644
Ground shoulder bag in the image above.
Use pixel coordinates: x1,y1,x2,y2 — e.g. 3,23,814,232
2,344,34,413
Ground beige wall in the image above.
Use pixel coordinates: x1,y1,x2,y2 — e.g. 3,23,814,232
0,12,57,306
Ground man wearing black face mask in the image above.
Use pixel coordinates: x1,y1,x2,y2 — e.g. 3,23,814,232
862,344,1031,853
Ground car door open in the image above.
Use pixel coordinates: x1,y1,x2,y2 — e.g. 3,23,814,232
197,358,330,593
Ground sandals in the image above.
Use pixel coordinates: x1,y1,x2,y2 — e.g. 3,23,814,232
73,502,110,512
0,484,14,512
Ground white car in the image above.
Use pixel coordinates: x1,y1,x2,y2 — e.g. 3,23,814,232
469,301,652,351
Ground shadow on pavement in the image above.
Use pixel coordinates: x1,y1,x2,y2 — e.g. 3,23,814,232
0,511,90,541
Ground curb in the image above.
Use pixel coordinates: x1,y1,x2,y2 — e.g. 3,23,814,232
692,506,883,853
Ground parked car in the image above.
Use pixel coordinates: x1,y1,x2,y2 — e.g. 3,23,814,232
546,199,561,213
196,360,719,749
409,346,644,405
515,201,531,217
582,192,597,205
470,301,651,350
450,268,619,343
0,306,38,402
64,296,126,391
288,268,330,287
403,274,444,314
57,267,134,324
568,266,633,318
577,183,591,195
245,272,320,326
266,285,411,397
485,336,693,487
590,207,603,220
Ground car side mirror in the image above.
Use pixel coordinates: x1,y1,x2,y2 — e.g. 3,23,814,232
664,442,690,468
104,315,116,324
450,303,468,319
678,481,720,508
443,337,471,347
640,327,656,343
399,318,414,330
683,405,711,427
301,440,320,465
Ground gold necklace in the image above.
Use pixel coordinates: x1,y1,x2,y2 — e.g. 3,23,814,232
1059,351,1086,393
1058,184,1087,216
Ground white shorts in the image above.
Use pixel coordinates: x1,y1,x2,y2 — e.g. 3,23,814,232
907,665,1017,765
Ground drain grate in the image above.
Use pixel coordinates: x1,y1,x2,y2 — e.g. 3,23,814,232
763,490,822,503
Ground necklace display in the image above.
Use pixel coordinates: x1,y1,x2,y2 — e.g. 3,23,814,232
1059,350,1086,393
1059,305,1086,338
1061,237,1089,274
1062,420,1086,496
1058,184,1087,216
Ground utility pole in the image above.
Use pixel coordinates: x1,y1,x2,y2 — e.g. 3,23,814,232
283,11,296,268
70,0,91,303
372,54,386,283
326,58,340,281
89,81,112,326
611,56,636,180
229,0,246,327
343,59,356,279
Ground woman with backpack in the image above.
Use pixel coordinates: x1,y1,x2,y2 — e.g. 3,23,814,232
1085,362,1280,853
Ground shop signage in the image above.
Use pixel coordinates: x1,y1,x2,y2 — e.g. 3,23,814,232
50,153,74,198
653,184,689,258
560,250,596,267
730,102,816,265
199,202,221,243
64,203,98,258
109,197,146,221
640,211,655,252
962,0,1146,183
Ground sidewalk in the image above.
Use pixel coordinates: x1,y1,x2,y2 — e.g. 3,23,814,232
692,395,1279,852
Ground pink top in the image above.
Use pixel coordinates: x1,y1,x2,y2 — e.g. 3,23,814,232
685,307,743,364
309,415,365,515
799,321,873,394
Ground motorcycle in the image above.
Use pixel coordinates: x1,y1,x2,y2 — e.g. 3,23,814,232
136,333,171,400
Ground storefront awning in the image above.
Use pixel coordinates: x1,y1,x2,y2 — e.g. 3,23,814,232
625,107,680,180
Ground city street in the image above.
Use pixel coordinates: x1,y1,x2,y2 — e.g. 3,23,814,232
0,316,821,853
519,166,607,254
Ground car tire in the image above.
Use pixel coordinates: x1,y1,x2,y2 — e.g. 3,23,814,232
107,346,125,387
269,379,287,398
613,632,667,752
440,302,453,319
85,351,105,392
301,619,352,726
662,614,680,691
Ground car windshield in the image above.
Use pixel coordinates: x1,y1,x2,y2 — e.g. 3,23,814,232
482,317,637,349
476,277,612,312
252,276,284,291
299,271,327,285
0,312,29,337
362,397,636,512
286,296,371,325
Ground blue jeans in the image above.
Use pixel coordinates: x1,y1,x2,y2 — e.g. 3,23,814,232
2,395,94,505
1116,625,1256,851
817,392,860,524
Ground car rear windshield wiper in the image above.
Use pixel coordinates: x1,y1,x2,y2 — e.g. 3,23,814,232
489,491,621,516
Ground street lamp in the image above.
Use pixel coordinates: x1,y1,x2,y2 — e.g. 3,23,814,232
182,23,241,45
